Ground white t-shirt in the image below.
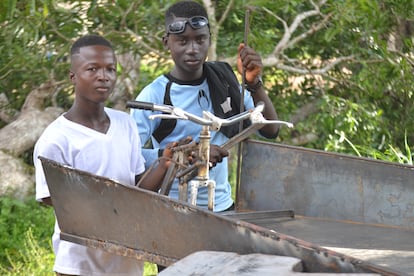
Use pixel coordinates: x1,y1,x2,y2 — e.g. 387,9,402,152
34,107,145,276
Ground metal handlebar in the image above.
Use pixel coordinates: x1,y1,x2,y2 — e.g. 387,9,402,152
127,100,294,211
126,100,293,131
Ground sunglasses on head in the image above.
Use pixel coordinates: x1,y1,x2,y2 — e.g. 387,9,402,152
168,16,209,34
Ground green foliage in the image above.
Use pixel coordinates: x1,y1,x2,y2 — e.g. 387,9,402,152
0,197,54,274
0,229,55,276
239,0,414,161
144,262,158,276
332,130,413,164
1,0,413,161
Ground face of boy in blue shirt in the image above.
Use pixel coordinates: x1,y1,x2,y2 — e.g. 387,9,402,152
163,17,211,81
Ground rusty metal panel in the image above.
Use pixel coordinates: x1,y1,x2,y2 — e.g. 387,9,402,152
40,157,397,274
229,212,414,275
238,140,414,228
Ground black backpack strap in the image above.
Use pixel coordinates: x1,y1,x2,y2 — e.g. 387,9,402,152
205,62,251,138
152,79,177,144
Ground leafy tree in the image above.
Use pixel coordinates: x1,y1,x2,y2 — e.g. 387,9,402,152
0,0,413,199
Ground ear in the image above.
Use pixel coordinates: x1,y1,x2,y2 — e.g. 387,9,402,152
162,35,169,50
69,71,75,83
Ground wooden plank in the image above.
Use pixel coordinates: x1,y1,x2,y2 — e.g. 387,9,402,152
159,251,304,275
160,251,379,276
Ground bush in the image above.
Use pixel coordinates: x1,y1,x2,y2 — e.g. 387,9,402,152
0,229,55,276
0,197,54,275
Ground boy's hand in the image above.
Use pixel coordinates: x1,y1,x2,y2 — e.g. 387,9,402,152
209,144,229,167
237,43,263,85
161,136,194,166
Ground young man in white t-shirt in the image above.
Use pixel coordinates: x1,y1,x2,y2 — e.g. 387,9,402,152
34,34,174,276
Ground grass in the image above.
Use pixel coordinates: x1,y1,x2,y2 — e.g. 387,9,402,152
0,197,55,276
0,229,55,276
340,130,413,164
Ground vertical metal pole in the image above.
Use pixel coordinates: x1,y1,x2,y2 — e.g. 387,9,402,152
198,125,211,182
235,8,250,210
198,124,214,210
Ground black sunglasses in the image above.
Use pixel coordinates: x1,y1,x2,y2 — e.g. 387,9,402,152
168,16,209,34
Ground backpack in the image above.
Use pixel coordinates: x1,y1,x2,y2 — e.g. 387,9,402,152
153,61,251,144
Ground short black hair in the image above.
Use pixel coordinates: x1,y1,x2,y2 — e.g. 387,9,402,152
70,34,113,56
165,1,208,22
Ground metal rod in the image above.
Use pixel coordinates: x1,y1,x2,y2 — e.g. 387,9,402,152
240,8,250,130
236,8,251,209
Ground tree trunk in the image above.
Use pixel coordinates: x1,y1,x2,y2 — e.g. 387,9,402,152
0,82,64,198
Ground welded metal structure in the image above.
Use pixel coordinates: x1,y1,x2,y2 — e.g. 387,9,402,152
238,140,414,228
40,140,414,275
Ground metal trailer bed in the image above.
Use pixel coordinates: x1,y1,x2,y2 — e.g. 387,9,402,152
40,140,414,275
235,140,414,275
225,210,413,274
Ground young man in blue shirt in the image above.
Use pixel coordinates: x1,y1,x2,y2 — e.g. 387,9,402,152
131,1,279,213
